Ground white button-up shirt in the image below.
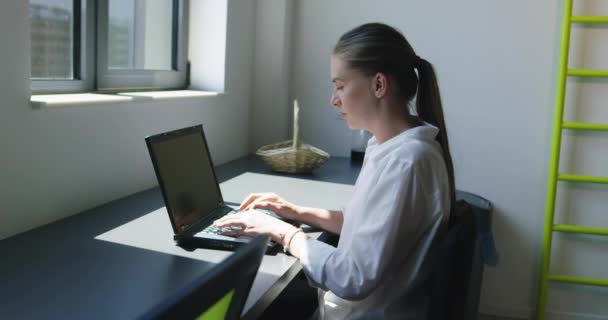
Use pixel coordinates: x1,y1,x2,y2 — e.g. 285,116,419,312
299,123,451,319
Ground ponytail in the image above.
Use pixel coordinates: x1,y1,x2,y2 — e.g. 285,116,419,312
415,57,456,206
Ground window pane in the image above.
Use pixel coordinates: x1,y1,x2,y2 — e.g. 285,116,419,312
30,0,74,79
108,0,174,71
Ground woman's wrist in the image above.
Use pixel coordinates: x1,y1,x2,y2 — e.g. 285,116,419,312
289,204,306,219
282,228,303,253
275,224,299,245
293,207,342,234
292,206,318,224
286,230,308,258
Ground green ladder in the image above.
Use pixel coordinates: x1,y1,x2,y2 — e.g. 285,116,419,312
537,0,608,319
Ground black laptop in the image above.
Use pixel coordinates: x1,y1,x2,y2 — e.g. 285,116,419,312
138,235,270,320
145,125,284,252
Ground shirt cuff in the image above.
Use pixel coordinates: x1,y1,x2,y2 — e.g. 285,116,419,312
299,238,336,289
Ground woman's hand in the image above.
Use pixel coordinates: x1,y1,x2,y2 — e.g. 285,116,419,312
212,210,298,243
239,193,302,220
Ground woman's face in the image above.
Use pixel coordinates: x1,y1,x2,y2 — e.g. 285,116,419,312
330,55,377,130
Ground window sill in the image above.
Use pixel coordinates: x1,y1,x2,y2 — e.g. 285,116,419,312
31,90,220,109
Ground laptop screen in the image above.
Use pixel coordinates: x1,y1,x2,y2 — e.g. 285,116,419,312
147,126,224,233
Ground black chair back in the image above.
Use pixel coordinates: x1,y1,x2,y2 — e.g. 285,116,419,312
428,200,476,320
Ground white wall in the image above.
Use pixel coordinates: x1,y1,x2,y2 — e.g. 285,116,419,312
250,0,294,151
273,0,607,319
0,0,256,240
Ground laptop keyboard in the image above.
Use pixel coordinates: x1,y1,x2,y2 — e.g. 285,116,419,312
201,209,278,235
201,210,243,235
202,225,241,235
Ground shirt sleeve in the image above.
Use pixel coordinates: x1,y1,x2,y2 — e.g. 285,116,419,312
299,158,434,300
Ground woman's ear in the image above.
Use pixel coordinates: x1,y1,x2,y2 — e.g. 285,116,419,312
373,73,388,98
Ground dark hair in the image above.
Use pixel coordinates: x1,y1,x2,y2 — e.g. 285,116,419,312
334,22,455,205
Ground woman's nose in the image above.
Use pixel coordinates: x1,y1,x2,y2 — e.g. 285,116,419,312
330,93,340,107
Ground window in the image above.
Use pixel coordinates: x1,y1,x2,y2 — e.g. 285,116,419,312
30,0,93,93
97,0,188,91
30,0,188,94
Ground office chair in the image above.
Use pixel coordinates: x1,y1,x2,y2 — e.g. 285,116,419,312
139,235,269,320
427,199,477,320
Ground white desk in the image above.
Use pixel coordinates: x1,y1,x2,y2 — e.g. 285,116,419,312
96,172,354,317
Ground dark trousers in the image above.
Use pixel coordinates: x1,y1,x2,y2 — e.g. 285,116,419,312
259,271,318,320
260,233,339,319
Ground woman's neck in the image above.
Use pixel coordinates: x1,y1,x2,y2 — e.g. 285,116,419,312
369,107,421,144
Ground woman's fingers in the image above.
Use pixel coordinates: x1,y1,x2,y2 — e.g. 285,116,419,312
213,216,247,229
239,193,262,210
240,193,278,210
244,200,272,211
214,214,263,237
220,228,245,237
249,200,295,219
246,194,279,210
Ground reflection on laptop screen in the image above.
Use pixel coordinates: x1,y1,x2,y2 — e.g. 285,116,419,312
151,129,223,232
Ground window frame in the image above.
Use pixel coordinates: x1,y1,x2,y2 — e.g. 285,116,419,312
30,0,188,94
95,0,188,92
30,0,95,94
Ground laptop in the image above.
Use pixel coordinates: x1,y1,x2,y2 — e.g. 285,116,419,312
145,124,286,252
138,235,270,320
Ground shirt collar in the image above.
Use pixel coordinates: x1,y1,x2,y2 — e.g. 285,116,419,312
367,121,440,154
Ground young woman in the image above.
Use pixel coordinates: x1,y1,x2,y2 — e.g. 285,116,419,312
214,22,455,319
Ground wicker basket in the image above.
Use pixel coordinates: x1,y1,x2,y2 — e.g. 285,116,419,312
256,100,330,173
